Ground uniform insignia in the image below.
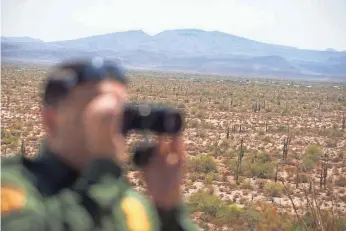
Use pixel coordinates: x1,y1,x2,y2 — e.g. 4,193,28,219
121,197,150,231
1,185,26,214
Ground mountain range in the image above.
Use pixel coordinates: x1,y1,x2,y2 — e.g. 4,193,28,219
2,29,346,80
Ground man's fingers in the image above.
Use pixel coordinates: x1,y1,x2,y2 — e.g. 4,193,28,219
171,135,185,158
165,135,185,166
157,136,170,156
154,135,186,166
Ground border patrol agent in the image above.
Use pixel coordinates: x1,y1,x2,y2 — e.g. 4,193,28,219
1,58,199,231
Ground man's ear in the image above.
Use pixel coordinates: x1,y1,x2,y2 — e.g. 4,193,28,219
41,106,59,137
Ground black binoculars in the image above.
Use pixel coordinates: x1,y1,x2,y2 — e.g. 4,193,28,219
122,103,184,135
123,103,184,167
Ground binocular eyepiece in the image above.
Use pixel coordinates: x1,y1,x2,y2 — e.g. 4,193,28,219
122,103,184,135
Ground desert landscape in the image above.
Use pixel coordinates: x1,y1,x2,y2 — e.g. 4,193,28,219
1,65,346,231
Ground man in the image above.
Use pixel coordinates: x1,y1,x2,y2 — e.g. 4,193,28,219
1,58,199,231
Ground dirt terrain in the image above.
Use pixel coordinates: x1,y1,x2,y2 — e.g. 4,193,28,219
1,66,346,231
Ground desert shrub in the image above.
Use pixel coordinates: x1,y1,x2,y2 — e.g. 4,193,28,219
290,211,346,231
302,144,324,171
341,195,346,203
302,157,316,171
253,201,291,231
334,217,346,231
204,172,218,184
240,180,254,190
277,125,289,133
1,129,20,146
257,152,271,163
262,136,271,143
190,107,199,115
177,103,186,108
258,129,265,136
188,155,217,173
200,121,214,129
334,152,345,162
255,179,267,189
305,144,324,158
197,130,208,138
250,162,275,179
187,190,262,227
13,121,24,130
218,104,228,111
188,190,222,218
197,110,205,118
189,172,199,182
188,119,199,128
299,173,310,183
335,176,346,187
244,152,275,179
264,182,284,197
228,159,238,172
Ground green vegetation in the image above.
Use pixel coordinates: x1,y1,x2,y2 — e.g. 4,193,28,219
187,189,292,230
188,154,217,173
241,152,276,179
264,182,284,197
302,144,324,171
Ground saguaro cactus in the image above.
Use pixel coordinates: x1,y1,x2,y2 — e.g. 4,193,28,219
275,163,279,183
21,140,26,156
282,136,291,161
252,101,260,112
320,154,329,189
296,158,300,189
235,139,245,185
232,125,237,132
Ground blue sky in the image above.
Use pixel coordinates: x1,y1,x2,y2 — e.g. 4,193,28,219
2,0,346,51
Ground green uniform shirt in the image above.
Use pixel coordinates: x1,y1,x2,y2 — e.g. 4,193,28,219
1,144,199,231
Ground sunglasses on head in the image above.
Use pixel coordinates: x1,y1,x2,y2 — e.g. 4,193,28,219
43,57,128,105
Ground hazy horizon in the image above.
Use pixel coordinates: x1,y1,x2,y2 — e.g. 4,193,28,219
2,0,346,51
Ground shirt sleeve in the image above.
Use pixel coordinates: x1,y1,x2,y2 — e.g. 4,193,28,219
1,165,94,231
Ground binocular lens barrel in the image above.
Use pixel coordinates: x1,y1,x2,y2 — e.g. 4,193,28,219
122,104,183,135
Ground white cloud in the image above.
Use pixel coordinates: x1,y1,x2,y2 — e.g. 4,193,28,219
74,0,276,35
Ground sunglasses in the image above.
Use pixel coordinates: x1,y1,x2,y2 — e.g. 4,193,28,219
43,57,128,105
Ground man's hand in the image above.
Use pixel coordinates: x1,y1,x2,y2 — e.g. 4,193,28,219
142,135,186,209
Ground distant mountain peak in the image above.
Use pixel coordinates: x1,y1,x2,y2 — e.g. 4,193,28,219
154,28,208,36
326,48,337,52
117,30,148,35
1,36,43,43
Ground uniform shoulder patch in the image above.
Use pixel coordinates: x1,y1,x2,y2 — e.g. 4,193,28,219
121,196,150,231
1,185,27,215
